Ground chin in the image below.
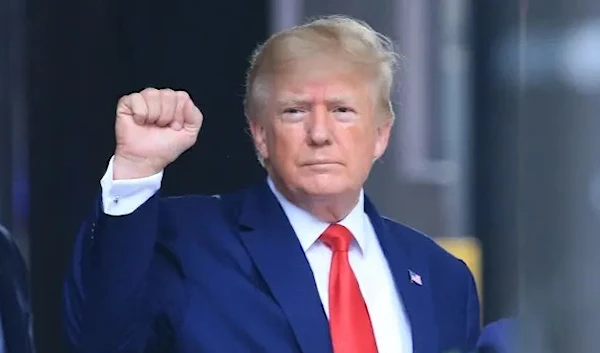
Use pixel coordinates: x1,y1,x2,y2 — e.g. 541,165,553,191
296,175,353,198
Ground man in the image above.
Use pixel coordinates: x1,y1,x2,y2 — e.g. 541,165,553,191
62,16,480,353
0,224,35,353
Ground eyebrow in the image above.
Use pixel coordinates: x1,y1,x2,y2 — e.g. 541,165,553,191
275,96,354,106
276,97,310,106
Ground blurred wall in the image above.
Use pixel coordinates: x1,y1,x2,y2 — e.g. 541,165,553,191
515,2,600,351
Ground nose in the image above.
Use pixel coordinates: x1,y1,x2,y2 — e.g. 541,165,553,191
306,105,332,146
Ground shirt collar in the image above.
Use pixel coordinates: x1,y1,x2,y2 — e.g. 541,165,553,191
266,177,368,254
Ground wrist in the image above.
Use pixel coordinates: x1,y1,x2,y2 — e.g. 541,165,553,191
112,153,164,180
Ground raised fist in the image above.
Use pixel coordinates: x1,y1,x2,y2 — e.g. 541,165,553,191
113,88,203,179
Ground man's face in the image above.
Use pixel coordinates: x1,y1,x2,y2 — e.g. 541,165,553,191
250,59,392,201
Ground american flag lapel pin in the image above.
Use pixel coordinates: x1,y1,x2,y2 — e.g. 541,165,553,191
409,269,422,286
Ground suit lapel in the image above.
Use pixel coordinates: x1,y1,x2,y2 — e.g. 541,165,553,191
237,182,333,353
365,197,438,353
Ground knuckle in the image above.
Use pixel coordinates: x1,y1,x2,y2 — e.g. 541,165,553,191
160,89,176,106
160,88,175,96
142,87,158,94
130,92,142,100
176,90,190,100
141,88,160,102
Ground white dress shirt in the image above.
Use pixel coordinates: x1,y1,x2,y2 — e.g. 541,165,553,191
100,156,412,353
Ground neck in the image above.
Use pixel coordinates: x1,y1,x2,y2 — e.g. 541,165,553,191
294,194,360,223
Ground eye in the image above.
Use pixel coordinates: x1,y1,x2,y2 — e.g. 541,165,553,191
283,108,303,114
280,107,306,122
333,106,355,113
332,106,357,122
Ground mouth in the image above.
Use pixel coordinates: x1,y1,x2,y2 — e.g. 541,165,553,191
301,161,343,169
302,161,342,166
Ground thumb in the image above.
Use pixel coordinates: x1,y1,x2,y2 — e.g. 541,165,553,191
183,100,203,132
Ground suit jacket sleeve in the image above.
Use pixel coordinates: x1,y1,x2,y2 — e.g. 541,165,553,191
62,193,184,353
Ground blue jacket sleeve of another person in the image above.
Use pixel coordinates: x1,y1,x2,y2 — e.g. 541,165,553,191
0,224,35,353
477,318,515,353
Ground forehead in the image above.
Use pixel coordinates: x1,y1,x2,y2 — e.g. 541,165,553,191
270,61,374,102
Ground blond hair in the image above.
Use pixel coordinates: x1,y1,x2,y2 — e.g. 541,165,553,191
244,15,399,123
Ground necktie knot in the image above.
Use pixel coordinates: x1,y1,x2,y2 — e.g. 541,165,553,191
320,224,353,252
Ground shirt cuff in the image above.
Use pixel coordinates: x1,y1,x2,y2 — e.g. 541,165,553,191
100,156,163,216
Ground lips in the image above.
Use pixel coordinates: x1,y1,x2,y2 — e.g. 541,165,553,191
302,161,342,166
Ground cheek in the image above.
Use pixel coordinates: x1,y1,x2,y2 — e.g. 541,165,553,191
266,128,302,163
347,130,377,157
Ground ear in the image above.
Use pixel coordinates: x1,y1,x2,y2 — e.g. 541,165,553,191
373,119,392,160
248,118,270,161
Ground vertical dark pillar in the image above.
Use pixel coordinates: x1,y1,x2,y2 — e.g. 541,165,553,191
472,2,520,323
0,3,12,229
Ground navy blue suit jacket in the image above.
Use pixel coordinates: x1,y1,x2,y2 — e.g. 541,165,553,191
63,181,480,353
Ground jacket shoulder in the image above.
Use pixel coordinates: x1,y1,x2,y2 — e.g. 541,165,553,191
381,217,472,278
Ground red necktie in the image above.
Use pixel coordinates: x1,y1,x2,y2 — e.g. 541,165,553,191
320,224,378,353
